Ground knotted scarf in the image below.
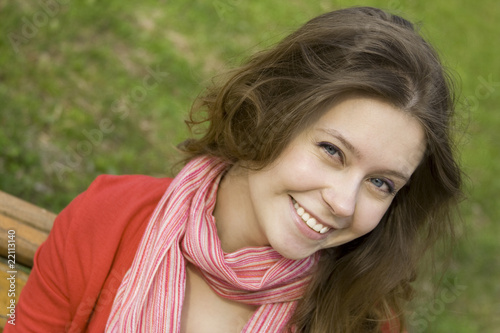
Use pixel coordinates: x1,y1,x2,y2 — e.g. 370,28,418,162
106,155,319,332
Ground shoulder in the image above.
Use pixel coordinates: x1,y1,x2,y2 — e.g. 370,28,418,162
59,174,173,239
53,174,174,270
82,174,173,212
62,174,173,253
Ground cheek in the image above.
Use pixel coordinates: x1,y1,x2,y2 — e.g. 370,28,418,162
281,152,329,184
352,201,391,234
269,154,325,191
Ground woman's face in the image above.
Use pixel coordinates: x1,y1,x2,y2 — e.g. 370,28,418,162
237,96,427,260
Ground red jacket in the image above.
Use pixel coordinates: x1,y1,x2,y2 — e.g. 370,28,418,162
7,175,400,332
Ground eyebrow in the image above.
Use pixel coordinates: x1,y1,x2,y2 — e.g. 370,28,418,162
382,170,411,184
318,128,411,183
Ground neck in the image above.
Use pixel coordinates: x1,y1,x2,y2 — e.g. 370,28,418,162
213,165,268,253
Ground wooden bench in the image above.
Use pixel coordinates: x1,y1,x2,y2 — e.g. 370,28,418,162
0,191,56,331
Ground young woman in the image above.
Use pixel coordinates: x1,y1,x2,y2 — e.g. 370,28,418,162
10,6,463,333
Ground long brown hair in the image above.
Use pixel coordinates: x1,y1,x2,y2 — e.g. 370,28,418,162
179,7,463,332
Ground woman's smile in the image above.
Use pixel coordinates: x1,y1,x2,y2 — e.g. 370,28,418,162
290,196,334,239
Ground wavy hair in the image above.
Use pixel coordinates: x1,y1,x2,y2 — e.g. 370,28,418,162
179,6,463,332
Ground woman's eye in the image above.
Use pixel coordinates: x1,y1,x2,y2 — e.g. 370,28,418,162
370,178,395,194
319,142,340,156
318,142,344,165
324,145,338,155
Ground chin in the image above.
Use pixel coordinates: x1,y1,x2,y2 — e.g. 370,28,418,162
270,239,318,260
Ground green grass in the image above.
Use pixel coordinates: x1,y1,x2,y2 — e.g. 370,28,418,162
1,0,499,331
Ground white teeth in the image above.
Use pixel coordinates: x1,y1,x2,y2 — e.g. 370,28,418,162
292,199,330,234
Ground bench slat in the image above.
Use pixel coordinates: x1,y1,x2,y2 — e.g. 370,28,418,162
0,214,50,267
0,191,56,233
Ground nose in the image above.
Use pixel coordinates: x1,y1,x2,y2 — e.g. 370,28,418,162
321,175,358,221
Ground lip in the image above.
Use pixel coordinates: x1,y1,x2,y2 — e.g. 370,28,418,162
289,196,334,241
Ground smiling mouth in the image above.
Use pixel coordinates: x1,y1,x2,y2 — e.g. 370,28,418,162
291,198,331,234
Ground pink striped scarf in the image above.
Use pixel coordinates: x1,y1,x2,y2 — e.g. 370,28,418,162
105,155,319,332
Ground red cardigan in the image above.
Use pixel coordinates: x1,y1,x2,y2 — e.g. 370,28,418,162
7,175,173,333
7,175,399,332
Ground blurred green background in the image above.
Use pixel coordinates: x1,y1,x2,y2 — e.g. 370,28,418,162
1,0,498,331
